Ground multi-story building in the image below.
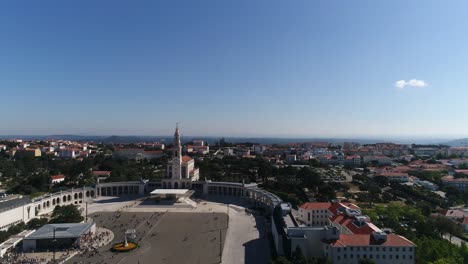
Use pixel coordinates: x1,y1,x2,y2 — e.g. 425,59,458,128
378,172,409,183
12,148,41,158
298,202,334,226
323,233,416,264
59,149,78,159
345,155,362,167
284,201,416,263
441,176,468,191
363,156,392,166
448,147,468,157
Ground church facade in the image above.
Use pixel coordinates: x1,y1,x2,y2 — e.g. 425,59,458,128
162,125,200,189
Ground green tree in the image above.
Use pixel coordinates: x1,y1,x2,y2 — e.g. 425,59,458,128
291,246,307,264
270,256,292,264
50,205,83,223
27,218,49,229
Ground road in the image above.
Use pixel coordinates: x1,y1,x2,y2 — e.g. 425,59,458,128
222,204,270,264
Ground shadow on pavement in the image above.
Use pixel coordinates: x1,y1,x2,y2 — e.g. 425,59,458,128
243,212,270,264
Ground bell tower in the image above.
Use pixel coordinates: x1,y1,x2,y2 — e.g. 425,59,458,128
171,124,182,179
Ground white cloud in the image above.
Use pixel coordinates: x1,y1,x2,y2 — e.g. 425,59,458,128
395,79,428,90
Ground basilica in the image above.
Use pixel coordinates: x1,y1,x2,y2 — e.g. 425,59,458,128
161,125,200,189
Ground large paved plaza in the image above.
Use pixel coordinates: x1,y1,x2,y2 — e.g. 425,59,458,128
67,211,227,264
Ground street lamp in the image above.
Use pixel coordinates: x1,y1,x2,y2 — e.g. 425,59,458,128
52,227,57,263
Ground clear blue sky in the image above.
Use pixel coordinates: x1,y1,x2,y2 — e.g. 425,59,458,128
1,1,467,138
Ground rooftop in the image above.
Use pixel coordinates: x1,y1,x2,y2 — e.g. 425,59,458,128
0,196,31,214
25,223,95,240
327,234,415,247
150,189,190,195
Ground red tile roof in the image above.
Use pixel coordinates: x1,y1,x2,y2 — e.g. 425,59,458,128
182,155,193,163
299,202,331,210
50,174,65,180
327,234,415,247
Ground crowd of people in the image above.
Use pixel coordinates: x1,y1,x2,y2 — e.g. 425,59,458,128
73,229,112,259
0,249,47,264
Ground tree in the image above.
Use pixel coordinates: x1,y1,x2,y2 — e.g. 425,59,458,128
291,246,307,264
27,218,49,229
270,256,292,264
50,205,83,223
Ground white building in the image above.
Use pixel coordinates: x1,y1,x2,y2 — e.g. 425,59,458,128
298,202,334,227
50,174,65,184
59,149,78,159
323,232,416,264
441,175,468,191
379,172,409,183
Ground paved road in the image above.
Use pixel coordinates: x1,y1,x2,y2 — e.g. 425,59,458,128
222,204,270,264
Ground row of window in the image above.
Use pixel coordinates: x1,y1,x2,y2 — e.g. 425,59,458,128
0,219,22,231
337,246,413,252
335,253,413,261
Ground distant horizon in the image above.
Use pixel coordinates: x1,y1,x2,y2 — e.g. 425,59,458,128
1,132,467,145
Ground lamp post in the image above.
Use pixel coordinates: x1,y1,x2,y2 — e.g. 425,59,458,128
52,227,57,263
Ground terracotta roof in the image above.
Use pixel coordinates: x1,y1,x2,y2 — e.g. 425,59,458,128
299,202,331,210
50,174,65,180
327,234,415,247
444,210,465,218
182,155,193,163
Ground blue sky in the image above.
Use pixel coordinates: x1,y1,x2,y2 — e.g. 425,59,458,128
1,1,468,138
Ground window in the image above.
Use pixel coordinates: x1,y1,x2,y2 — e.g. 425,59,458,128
350,254,354,259
369,247,373,252
409,248,413,252
396,255,399,259
396,248,399,252
403,248,406,252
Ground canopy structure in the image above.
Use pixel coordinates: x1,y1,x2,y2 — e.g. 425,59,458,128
150,189,194,199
